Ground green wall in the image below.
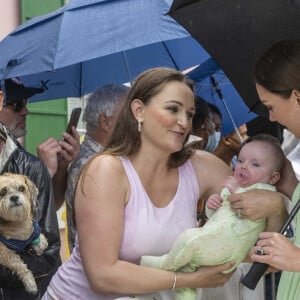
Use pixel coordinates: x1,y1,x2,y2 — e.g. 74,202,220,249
21,0,66,22
21,0,68,155
26,100,68,154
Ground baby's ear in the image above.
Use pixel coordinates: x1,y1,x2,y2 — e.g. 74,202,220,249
269,172,280,185
25,176,39,216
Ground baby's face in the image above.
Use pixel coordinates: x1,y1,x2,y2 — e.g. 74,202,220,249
234,141,277,187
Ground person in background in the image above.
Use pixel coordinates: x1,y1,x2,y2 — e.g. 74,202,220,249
191,96,218,150
65,83,129,251
37,131,80,210
42,67,238,300
192,98,222,152
206,103,222,151
0,78,61,299
1,78,80,210
213,124,248,169
208,102,222,133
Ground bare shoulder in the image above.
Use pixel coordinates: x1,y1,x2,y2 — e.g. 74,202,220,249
88,154,125,176
190,150,231,171
190,150,232,198
79,154,130,203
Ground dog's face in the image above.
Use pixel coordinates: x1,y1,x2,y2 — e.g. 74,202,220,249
0,173,38,222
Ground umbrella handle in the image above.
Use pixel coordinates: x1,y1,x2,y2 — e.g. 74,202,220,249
242,196,300,290
210,75,243,143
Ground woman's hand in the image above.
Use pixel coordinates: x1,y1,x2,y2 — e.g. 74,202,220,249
228,189,287,231
252,232,300,272
228,189,284,220
179,262,235,289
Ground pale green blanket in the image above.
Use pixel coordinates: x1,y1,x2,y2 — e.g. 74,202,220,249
141,183,276,300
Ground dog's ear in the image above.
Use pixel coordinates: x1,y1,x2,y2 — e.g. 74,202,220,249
24,177,39,216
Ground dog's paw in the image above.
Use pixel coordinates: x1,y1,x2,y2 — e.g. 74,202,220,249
23,274,38,294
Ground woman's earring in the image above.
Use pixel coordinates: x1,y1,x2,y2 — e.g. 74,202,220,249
138,118,142,132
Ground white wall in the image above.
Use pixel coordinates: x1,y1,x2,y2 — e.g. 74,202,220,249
0,0,20,41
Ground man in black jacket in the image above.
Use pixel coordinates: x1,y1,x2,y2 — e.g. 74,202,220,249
2,78,80,210
0,79,61,299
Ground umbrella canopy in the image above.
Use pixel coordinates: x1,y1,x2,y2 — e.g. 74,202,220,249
19,36,209,101
169,0,300,117
187,58,257,135
0,0,210,101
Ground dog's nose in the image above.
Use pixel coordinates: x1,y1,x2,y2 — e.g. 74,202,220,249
10,195,20,205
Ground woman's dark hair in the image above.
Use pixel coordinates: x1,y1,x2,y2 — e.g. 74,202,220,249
192,96,211,131
254,40,300,98
207,103,222,119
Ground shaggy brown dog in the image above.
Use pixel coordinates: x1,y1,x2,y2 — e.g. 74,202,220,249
0,173,48,294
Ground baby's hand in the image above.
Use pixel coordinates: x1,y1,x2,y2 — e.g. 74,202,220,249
207,194,223,210
224,176,240,193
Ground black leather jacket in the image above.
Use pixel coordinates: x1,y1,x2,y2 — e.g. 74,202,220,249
0,126,61,299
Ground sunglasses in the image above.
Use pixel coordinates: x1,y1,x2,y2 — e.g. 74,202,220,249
5,99,28,112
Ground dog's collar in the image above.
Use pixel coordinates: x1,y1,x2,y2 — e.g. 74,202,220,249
0,220,41,252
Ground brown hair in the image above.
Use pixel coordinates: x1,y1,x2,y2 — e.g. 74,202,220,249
102,67,195,168
254,40,300,98
79,68,195,196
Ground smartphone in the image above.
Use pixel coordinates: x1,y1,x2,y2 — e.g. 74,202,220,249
66,107,82,134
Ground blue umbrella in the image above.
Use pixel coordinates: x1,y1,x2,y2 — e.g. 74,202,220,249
187,58,257,135
0,0,210,101
20,36,209,101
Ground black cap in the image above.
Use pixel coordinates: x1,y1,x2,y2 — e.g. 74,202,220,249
4,78,44,103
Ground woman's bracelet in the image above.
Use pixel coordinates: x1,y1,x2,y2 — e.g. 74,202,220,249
172,272,177,290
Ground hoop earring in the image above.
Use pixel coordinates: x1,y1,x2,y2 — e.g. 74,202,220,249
138,118,142,132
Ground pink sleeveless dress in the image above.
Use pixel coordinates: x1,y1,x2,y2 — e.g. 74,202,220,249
45,157,199,300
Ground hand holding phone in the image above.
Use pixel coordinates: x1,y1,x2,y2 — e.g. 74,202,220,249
66,107,82,134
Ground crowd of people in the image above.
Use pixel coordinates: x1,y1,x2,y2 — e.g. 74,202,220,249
0,39,299,300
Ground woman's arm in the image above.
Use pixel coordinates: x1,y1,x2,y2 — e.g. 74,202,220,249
275,159,298,199
74,154,234,295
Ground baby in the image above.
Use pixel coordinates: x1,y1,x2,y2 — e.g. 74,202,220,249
141,134,286,299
